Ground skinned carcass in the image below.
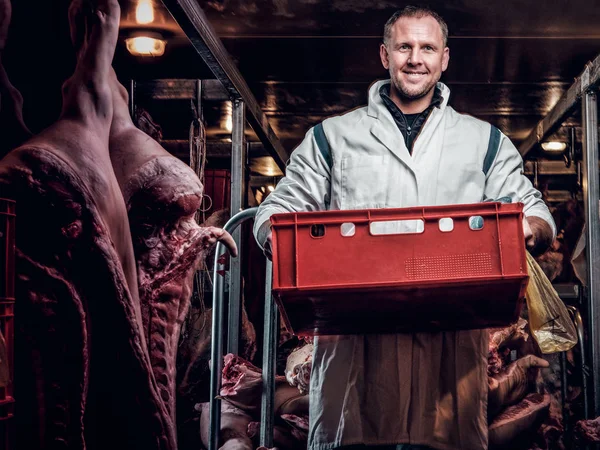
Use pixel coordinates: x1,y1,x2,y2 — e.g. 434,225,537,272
0,0,175,448
107,70,236,429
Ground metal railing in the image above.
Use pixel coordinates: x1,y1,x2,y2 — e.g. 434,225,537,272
208,207,278,450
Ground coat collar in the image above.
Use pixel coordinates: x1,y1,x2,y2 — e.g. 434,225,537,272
367,80,450,171
367,79,450,119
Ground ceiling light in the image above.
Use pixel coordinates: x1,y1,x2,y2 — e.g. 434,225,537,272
136,0,155,24
541,141,567,153
267,185,275,192
125,32,166,57
223,101,233,133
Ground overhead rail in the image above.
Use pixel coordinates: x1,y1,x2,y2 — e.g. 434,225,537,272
159,0,290,170
134,79,229,101
519,52,600,157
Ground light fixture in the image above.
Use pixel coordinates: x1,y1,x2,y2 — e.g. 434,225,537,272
267,185,275,192
223,101,233,133
541,141,567,153
124,1,167,57
136,0,154,24
125,32,166,57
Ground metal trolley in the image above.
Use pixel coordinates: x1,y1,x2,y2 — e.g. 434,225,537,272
208,207,279,450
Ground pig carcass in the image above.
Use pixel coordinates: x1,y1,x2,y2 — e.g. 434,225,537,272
107,71,236,430
0,0,174,448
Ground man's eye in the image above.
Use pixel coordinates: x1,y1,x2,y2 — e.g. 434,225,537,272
424,46,434,51
399,45,410,50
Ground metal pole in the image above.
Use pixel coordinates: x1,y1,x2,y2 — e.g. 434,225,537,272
581,89,600,417
227,99,246,355
209,208,258,450
260,260,278,448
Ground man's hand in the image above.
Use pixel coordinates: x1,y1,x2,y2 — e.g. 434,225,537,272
523,216,534,248
523,216,553,256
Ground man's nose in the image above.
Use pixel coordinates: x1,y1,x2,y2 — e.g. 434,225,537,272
408,48,423,64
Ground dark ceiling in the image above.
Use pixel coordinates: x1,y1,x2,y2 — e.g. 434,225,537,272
3,0,600,178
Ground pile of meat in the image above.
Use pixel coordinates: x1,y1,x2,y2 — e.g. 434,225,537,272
202,319,572,450
198,351,311,450
0,0,235,448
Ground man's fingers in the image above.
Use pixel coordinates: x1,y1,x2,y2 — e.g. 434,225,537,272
264,232,273,261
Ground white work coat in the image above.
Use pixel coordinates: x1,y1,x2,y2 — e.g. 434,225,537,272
253,80,555,450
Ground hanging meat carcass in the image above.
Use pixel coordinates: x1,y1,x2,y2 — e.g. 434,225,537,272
107,69,236,429
0,0,174,448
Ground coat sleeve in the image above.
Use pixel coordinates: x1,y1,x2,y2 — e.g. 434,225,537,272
253,126,332,251
483,130,557,239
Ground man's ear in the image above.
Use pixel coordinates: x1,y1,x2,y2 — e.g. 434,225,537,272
442,46,450,72
380,43,390,70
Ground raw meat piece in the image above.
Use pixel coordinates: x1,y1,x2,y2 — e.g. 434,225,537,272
248,421,305,450
220,353,306,417
488,318,529,376
489,393,550,447
198,401,254,450
575,416,600,442
285,343,313,394
488,355,549,419
220,353,265,414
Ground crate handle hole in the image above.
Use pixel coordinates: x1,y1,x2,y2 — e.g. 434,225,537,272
370,219,424,235
340,223,356,237
310,224,326,238
469,216,484,230
438,217,454,232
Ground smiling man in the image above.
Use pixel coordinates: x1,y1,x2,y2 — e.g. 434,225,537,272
253,5,556,450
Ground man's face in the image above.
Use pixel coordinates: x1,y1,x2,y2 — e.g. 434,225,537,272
380,15,449,102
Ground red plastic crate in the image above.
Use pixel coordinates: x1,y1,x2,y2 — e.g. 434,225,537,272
270,202,529,336
202,169,231,217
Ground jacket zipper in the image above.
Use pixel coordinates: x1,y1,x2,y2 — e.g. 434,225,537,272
410,108,435,154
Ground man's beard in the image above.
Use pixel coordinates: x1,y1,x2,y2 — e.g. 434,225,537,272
391,73,438,100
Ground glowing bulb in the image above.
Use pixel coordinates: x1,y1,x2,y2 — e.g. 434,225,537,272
125,35,166,57
136,0,154,24
224,116,233,133
267,185,275,192
223,101,233,132
541,141,567,152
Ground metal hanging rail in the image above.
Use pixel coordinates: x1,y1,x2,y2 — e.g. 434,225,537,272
159,0,290,170
518,52,600,157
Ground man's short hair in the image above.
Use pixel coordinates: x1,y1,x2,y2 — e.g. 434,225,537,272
383,5,449,48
